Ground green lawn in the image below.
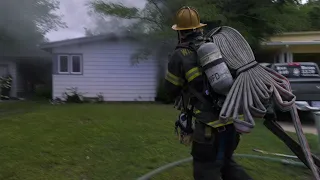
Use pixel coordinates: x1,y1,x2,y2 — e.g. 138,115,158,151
0,101,318,180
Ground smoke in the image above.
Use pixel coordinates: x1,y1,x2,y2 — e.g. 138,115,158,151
0,0,64,56
45,0,147,41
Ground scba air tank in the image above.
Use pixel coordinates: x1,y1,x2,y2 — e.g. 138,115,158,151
197,42,234,95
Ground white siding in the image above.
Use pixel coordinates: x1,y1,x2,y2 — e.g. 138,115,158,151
0,59,17,97
52,41,158,101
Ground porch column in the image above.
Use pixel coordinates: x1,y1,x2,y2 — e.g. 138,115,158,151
286,51,293,63
279,52,285,63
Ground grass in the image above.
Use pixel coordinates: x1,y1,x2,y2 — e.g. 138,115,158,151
0,101,318,180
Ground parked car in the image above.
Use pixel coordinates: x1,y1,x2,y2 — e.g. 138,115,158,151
268,62,320,122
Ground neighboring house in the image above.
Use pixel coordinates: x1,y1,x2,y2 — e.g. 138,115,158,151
40,34,159,102
260,31,320,67
0,45,51,98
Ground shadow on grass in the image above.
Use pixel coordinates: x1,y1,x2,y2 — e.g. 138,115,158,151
0,100,48,118
0,103,317,180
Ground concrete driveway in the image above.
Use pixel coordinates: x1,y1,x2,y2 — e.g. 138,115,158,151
278,121,318,135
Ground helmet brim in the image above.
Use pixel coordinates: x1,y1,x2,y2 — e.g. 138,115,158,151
172,23,207,31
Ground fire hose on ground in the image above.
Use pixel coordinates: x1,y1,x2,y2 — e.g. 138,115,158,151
137,153,306,180
199,26,320,179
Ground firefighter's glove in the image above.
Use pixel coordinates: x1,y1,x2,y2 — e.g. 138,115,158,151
174,113,194,146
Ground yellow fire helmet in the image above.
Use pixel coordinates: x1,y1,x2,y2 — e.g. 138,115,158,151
172,6,207,31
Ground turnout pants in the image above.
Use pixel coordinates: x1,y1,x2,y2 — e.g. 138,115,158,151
191,121,253,180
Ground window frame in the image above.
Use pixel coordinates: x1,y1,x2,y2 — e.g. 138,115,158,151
56,54,83,75
70,55,83,74
57,55,70,74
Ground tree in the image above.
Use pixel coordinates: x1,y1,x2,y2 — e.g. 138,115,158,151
90,0,312,59
299,1,320,30
89,0,184,62
0,0,66,56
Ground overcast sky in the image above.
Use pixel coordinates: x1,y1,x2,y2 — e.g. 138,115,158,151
45,0,308,42
45,0,146,42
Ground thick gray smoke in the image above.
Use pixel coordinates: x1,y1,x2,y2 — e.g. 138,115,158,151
0,0,64,56
46,0,147,41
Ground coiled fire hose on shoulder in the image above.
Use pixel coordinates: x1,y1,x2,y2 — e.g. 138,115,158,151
205,26,320,179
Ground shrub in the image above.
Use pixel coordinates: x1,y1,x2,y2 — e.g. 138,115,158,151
63,87,85,103
96,92,104,103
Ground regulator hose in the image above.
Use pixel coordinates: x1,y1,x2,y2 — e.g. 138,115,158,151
205,26,319,179
137,154,306,180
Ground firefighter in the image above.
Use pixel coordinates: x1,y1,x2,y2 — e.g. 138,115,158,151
165,6,253,180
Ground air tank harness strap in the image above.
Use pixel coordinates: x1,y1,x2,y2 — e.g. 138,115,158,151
194,109,234,129
188,86,214,109
176,41,198,52
176,42,191,50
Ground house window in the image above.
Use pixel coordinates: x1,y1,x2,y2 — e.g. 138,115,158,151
57,54,83,74
58,55,69,73
71,55,81,74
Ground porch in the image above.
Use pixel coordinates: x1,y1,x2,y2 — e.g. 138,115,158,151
259,31,320,67
0,56,51,99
